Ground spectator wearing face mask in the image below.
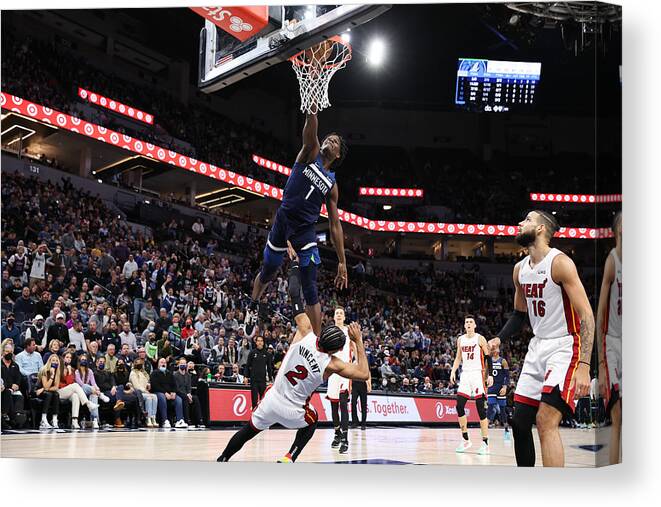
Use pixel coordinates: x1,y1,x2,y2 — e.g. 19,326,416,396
149,358,184,428
93,356,126,426
25,314,47,352
1,342,25,429
174,358,203,427
75,353,105,429
58,351,98,429
36,354,62,429
129,357,157,427
2,313,21,349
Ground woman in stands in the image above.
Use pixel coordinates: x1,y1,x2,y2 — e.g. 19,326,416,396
75,352,106,429
42,339,62,363
36,354,62,429
58,351,98,429
129,357,158,427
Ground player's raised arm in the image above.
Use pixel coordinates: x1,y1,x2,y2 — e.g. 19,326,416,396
551,254,595,399
489,263,528,349
325,322,369,381
327,184,347,289
286,241,312,342
295,113,320,164
450,336,462,385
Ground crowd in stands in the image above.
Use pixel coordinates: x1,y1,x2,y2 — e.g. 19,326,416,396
1,170,539,430
1,28,619,230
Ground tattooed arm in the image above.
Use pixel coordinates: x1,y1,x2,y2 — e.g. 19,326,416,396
551,254,595,398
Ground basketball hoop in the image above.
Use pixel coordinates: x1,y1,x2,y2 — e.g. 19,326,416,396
289,36,352,114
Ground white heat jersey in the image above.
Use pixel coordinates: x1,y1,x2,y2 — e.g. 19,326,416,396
518,248,580,339
273,331,332,406
332,326,351,362
605,249,622,338
459,333,484,372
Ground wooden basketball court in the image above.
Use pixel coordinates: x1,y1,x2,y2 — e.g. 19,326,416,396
1,426,608,466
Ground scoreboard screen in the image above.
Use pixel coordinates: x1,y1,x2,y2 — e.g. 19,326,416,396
455,58,541,112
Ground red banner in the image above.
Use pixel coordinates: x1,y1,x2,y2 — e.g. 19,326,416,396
208,387,480,424
190,6,269,42
78,88,153,125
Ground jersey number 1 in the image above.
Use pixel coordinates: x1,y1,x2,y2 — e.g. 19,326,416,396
284,365,309,386
304,185,314,200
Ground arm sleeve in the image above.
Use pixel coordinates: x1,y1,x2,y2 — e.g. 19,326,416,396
496,310,527,341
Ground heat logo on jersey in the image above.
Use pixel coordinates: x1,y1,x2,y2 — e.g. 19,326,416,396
522,278,548,317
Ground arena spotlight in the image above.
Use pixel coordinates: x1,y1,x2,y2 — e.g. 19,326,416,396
383,204,392,210
341,32,351,43
367,38,386,66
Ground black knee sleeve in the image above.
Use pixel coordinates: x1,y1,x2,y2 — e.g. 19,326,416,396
456,396,467,417
217,423,261,462
476,396,487,420
512,402,538,467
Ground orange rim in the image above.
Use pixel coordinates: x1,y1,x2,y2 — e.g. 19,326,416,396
290,35,352,69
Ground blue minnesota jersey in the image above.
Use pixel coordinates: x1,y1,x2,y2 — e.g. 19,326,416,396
280,154,336,227
488,357,509,396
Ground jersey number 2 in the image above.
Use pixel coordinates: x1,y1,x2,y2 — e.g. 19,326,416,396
284,365,309,386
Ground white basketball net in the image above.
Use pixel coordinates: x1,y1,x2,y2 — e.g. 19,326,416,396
290,38,352,114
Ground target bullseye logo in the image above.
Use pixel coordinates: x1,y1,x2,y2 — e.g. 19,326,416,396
232,394,248,416
229,16,252,33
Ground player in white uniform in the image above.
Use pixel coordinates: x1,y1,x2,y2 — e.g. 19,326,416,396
450,315,493,454
597,212,622,465
217,244,369,463
490,211,594,467
326,307,354,453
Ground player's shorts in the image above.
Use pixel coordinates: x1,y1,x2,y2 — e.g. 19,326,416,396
603,333,622,409
326,374,350,401
266,208,321,267
457,369,486,399
250,388,318,431
487,393,507,407
514,334,580,414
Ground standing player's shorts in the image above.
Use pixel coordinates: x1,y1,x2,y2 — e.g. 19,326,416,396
603,334,622,409
514,334,580,414
326,374,350,401
250,388,318,431
266,208,321,267
458,370,486,399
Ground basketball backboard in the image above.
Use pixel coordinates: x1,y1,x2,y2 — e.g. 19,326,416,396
197,4,391,93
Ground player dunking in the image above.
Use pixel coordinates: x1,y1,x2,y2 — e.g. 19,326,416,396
218,243,369,463
251,111,349,336
326,307,354,453
486,341,510,439
597,212,622,465
450,315,493,455
490,211,594,467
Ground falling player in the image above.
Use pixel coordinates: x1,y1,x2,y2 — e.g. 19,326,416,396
486,340,510,439
450,315,493,455
326,306,355,454
597,212,622,465
490,211,594,467
218,243,368,463
251,107,349,336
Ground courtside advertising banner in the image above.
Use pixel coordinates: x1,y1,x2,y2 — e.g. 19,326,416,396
208,387,480,424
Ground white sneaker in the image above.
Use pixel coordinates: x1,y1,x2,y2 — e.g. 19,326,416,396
51,419,59,429
162,420,171,428
455,440,472,453
92,419,99,429
175,419,188,428
87,401,99,411
100,394,110,403
478,442,489,455
71,419,81,430
40,420,53,430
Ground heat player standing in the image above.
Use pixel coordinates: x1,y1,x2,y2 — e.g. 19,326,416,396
218,245,369,463
450,315,493,455
326,306,354,454
597,212,622,465
490,211,594,467
251,112,349,336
